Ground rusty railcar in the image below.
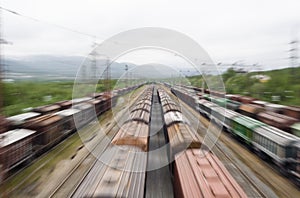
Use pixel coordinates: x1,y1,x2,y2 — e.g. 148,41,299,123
112,121,149,152
0,115,10,133
33,104,61,115
0,129,36,181
23,114,64,153
257,111,298,132
174,149,247,198
55,100,72,110
283,106,300,120
7,112,41,129
238,104,264,119
54,108,81,135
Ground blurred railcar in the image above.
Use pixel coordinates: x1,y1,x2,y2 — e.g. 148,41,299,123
257,111,298,132
23,114,64,153
231,116,265,145
283,106,300,120
0,115,10,133
55,100,72,110
33,104,61,115
0,129,36,180
54,108,81,135
237,104,264,119
174,149,247,198
7,112,41,129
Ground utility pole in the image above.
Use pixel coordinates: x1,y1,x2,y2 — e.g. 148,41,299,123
125,64,128,88
289,38,299,83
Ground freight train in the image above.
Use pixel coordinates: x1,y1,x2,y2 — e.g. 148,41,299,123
157,88,247,198
171,86,300,186
0,85,141,182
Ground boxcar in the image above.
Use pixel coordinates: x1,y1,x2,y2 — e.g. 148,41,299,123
33,104,61,115
283,106,300,120
0,115,10,133
291,123,300,137
257,111,298,132
55,100,72,110
231,116,265,144
72,103,94,129
265,103,286,114
238,104,264,119
54,109,81,135
7,112,41,129
0,129,36,176
23,115,64,152
252,125,300,168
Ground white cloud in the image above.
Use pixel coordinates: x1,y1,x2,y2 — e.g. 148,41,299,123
1,0,300,70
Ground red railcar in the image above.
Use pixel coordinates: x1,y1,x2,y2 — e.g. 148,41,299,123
174,149,247,198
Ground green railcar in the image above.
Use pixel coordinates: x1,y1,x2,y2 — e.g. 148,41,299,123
291,123,300,138
231,116,265,144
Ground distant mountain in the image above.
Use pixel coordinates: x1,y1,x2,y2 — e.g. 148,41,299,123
3,55,138,80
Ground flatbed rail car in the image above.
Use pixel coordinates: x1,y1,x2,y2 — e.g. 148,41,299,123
174,149,248,198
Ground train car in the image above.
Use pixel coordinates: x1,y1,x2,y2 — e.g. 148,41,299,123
55,100,72,110
231,116,265,145
238,96,256,104
130,102,151,113
23,115,64,153
238,104,264,119
0,115,10,133
33,104,61,115
197,100,218,119
128,109,150,124
283,106,300,120
163,111,185,127
291,123,300,137
0,129,36,180
252,125,300,170
88,99,103,116
251,100,269,107
174,149,247,198
166,122,202,159
54,109,81,135
72,103,95,129
7,112,41,129
265,103,286,114
112,120,149,151
226,100,242,111
257,111,298,132
84,145,147,198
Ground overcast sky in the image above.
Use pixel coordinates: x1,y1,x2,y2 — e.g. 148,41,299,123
1,0,300,71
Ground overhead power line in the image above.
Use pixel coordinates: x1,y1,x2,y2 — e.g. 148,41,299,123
0,6,96,39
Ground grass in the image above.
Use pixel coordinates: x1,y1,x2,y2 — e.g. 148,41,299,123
187,67,300,106
2,80,119,116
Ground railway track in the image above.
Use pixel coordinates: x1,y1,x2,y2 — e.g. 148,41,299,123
48,87,149,197
49,121,120,198
162,86,278,197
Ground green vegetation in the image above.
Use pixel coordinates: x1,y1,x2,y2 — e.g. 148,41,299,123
2,80,119,116
188,67,300,106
